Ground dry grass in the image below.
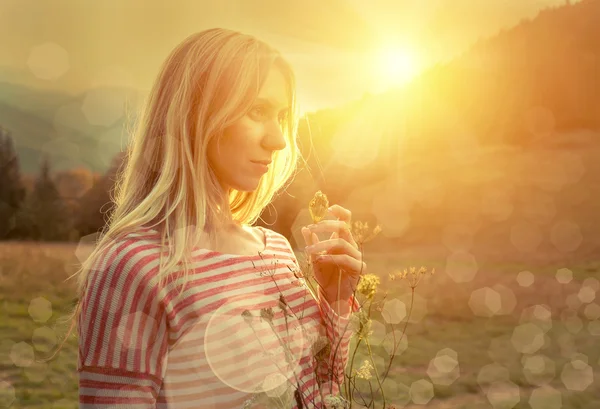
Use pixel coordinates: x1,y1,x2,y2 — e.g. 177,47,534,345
1,242,599,408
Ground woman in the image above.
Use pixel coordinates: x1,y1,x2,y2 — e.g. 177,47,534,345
64,28,365,408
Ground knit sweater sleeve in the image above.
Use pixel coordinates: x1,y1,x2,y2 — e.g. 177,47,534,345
77,240,170,408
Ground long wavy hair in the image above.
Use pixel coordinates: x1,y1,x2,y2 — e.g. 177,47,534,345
44,28,301,361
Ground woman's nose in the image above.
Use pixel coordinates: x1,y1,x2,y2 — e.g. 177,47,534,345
263,119,287,151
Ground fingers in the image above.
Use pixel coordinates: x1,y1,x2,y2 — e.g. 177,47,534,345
327,204,352,224
301,227,309,245
315,253,366,277
301,227,317,246
305,219,358,249
305,237,361,260
301,227,321,262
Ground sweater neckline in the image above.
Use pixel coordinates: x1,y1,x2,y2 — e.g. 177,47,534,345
198,225,271,259
138,225,271,259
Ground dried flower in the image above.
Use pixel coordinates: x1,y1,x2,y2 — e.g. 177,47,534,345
313,335,331,365
252,259,277,277
311,335,329,355
290,265,304,279
323,394,349,409
241,309,254,324
241,393,260,409
260,307,274,323
278,294,294,318
351,221,382,245
356,273,380,299
349,310,372,340
351,359,374,380
294,261,314,281
278,294,288,311
309,190,329,223
389,266,435,288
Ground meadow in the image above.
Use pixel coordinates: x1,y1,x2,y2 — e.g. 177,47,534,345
1,240,599,408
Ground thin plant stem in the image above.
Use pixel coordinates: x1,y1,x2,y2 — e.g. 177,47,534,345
245,318,308,408
265,319,315,408
347,336,363,408
328,241,366,402
349,295,373,409
381,287,415,382
328,265,343,395
349,373,370,408
364,337,385,408
366,287,415,406
250,256,319,408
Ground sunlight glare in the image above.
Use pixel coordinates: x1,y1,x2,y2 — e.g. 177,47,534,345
375,46,420,88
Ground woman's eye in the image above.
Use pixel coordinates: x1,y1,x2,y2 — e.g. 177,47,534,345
250,106,267,119
249,106,287,124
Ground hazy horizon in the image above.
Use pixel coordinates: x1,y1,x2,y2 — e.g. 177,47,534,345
0,0,574,113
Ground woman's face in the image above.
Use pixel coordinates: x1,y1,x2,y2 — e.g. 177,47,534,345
208,67,289,193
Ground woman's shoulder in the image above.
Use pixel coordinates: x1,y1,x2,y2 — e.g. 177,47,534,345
88,228,165,281
101,227,164,256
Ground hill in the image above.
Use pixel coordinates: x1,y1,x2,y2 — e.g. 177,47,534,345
278,0,600,263
0,80,143,174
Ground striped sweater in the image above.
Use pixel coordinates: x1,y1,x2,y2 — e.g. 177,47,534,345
78,226,361,408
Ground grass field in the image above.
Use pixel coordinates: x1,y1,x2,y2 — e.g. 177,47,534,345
1,241,599,408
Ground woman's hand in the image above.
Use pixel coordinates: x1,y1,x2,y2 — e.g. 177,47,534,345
301,204,366,303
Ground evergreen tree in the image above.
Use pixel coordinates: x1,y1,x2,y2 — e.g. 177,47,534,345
27,155,71,241
0,126,26,239
74,152,123,237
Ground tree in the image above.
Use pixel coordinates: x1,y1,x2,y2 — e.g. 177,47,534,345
0,126,26,239
25,155,72,241
74,152,125,236
53,166,95,215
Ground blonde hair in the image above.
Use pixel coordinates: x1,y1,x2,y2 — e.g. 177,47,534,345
44,28,301,362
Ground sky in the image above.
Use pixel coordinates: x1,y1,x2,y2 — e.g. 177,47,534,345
0,0,571,113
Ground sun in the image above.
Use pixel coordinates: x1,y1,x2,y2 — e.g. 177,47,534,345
375,46,420,87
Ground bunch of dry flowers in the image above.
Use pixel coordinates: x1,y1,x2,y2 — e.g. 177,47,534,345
239,191,435,409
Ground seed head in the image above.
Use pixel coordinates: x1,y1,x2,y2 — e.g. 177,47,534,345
309,190,329,223
357,273,380,298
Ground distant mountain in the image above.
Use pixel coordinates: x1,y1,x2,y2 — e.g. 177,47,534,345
280,0,600,261
2,0,599,177
407,0,600,146
300,0,600,156
0,79,145,174
0,81,74,120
